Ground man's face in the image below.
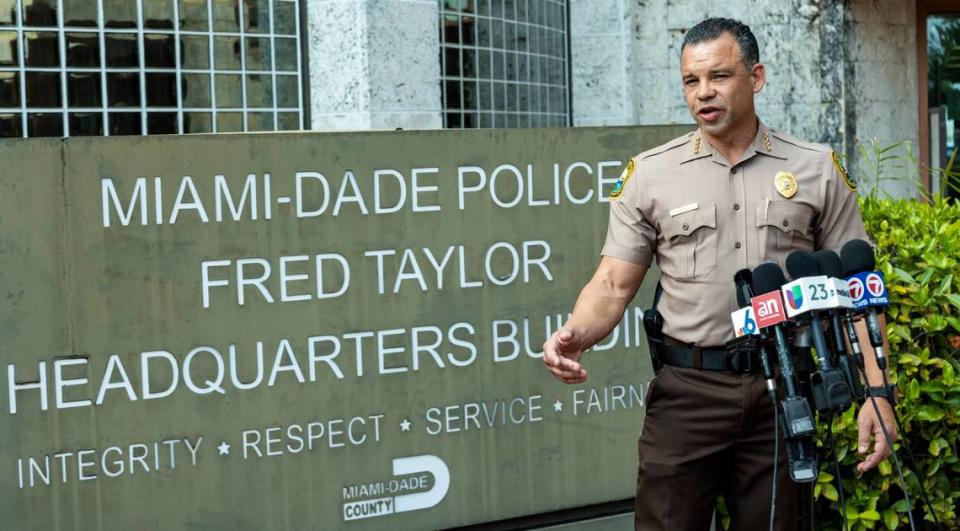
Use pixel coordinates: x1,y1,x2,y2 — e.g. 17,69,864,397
681,32,765,139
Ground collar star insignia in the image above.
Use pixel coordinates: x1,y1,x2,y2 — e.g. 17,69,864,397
763,130,772,152
693,135,701,155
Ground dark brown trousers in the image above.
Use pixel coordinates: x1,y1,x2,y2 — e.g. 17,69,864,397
634,364,809,530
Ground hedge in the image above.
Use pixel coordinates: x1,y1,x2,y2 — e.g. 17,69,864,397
811,194,960,530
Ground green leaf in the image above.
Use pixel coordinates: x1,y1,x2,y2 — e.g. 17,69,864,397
822,483,839,502
883,509,899,530
892,499,909,513
937,273,954,294
929,438,942,457
878,459,892,475
916,405,946,422
945,293,960,311
947,316,960,333
944,362,956,386
891,267,916,284
909,378,921,400
860,509,881,521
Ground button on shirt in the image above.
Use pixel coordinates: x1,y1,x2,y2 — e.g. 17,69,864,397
601,123,869,346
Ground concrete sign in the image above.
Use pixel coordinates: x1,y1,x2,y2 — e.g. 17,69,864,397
0,126,685,529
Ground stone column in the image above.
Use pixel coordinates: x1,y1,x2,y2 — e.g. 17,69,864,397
305,0,442,130
569,0,634,126
846,0,919,198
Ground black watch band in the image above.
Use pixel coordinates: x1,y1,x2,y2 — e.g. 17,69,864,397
866,384,898,405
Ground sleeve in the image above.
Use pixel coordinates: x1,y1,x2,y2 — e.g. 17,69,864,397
814,150,870,252
600,156,656,265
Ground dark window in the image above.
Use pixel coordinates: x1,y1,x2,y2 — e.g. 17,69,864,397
440,0,570,128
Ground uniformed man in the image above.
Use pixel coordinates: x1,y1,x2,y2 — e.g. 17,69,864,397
542,18,898,530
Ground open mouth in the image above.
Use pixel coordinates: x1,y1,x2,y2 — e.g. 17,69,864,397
697,106,722,122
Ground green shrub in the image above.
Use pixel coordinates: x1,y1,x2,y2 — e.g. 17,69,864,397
812,194,960,530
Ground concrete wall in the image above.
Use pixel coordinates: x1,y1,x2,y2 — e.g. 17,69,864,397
569,0,634,126
569,0,920,197
303,0,920,196
846,0,920,197
305,0,442,130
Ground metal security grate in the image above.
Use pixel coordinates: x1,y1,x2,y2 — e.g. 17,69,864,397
0,0,304,137
439,0,570,128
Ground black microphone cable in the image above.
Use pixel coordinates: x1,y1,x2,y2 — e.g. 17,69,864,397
836,311,924,530
854,318,939,529
861,383,918,531
824,414,849,531
732,268,779,531
770,402,778,531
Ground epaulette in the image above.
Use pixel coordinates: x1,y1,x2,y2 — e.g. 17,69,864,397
638,132,695,161
768,129,829,155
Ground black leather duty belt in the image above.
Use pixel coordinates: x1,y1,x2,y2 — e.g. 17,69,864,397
659,338,762,374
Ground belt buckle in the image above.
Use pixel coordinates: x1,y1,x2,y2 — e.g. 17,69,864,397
727,350,756,374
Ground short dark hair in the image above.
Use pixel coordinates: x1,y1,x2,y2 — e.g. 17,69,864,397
681,18,760,70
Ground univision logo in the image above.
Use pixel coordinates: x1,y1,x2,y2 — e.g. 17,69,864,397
785,285,804,310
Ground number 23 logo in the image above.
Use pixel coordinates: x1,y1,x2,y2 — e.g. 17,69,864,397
807,283,828,301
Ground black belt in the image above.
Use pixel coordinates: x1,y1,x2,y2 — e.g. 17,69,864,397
659,337,761,373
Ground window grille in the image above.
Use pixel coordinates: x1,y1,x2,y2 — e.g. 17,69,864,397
0,0,304,137
439,0,570,128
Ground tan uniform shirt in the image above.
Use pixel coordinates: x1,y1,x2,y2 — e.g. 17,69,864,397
601,122,868,346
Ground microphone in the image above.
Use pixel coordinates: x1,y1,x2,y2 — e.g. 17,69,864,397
750,263,814,437
841,239,890,370
730,269,776,402
813,249,866,400
784,251,853,413
747,264,818,483
731,269,761,337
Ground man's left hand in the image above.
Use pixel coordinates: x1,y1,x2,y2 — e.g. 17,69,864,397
857,398,898,473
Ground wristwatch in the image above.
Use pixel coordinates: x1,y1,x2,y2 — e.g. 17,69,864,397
866,384,899,405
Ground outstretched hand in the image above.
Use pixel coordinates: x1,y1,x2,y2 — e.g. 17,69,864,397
542,327,588,384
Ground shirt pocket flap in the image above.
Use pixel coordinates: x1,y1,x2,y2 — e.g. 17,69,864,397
661,203,717,240
756,201,813,235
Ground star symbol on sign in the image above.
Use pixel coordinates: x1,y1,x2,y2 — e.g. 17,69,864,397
217,441,231,456
400,419,412,432
553,400,563,412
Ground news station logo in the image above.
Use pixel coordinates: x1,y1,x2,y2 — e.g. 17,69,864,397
341,455,450,521
847,271,889,309
848,277,865,301
732,307,758,337
785,285,804,311
751,291,787,328
866,273,885,297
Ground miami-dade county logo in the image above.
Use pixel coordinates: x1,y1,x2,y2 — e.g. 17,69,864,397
342,455,450,521
785,285,804,310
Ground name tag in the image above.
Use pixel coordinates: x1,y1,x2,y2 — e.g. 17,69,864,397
669,203,699,217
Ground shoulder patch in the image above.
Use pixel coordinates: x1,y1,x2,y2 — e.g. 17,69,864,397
609,158,635,199
831,150,856,192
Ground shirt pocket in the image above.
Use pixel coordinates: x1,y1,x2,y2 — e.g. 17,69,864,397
756,201,815,268
658,202,718,281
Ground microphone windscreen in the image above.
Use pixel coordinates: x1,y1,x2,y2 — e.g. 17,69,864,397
786,251,820,279
752,262,787,294
812,249,843,278
840,239,875,276
734,268,753,308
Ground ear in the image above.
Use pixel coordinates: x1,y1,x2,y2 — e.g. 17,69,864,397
750,62,766,94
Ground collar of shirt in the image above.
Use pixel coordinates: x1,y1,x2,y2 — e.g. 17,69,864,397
679,121,789,166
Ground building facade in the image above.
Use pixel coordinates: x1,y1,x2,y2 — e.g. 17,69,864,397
1,0,956,197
